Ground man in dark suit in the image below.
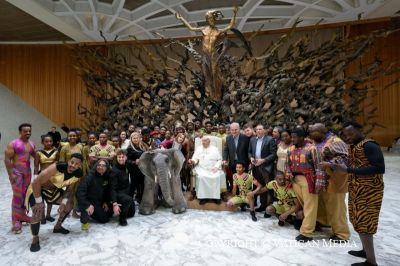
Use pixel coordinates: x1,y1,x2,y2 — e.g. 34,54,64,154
248,124,277,213
48,126,62,148
223,122,250,190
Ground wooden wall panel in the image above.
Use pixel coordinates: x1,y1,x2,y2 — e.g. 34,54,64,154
0,45,90,129
347,22,400,146
0,20,398,146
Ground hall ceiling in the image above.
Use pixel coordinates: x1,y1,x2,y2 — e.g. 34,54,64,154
2,0,400,42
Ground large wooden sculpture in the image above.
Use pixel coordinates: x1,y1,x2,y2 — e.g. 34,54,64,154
72,17,400,134
175,7,238,101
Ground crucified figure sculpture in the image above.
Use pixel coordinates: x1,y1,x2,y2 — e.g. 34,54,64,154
175,7,239,101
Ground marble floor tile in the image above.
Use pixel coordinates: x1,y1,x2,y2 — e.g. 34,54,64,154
1,155,399,266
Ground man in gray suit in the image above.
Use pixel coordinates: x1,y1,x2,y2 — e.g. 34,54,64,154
248,124,277,213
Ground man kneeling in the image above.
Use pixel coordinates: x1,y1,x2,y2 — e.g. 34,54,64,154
226,161,253,211
248,171,302,225
265,172,302,227
110,149,135,226
26,153,83,252
76,159,113,231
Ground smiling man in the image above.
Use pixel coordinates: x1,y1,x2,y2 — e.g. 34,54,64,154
110,149,135,226
25,153,83,252
4,123,36,234
77,159,113,231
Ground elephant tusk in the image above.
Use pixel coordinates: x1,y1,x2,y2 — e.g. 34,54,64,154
168,170,172,180
155,175,158,183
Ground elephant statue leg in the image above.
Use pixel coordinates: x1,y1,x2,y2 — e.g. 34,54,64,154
139,175,156,215
171,152,187,214
171,174,187,214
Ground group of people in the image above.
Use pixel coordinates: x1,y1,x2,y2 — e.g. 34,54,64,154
187,121,384,266
4,120,385,265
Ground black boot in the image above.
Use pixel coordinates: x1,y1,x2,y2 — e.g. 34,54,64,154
30,241,40,252
53,226,70,234
329,235,349,243
348,250,367,258
46,216,55,222
119,218,128,226
295,234,313,242
126,204,135,218
199,199,207,205
351,261,377,266
293,219,303,230
250,211,257,222
314,222,322,232
119,209,128,226
30,237,40,252
255,206,266,212
264,212,272,218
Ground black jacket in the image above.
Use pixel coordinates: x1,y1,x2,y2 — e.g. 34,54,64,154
110,163,131,203
76,170,110,210
126,145,145,179
248,135,277,174
223,134,250,168
48,131,61,147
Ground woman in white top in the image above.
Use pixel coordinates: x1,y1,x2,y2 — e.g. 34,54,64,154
120,131,130,150
276,129,292,173
172,132,186,150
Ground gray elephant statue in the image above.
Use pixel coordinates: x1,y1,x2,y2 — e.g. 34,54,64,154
138,148,187,215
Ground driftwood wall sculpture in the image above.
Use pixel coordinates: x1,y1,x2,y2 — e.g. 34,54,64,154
73,21,400,134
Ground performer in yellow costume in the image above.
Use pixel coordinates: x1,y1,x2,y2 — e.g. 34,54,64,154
25,153,83,252
265,172,300,227
34,134,59,224
59,130,83,162
227,161,253,206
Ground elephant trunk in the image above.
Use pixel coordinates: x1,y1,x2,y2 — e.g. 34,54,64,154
156,165,175,207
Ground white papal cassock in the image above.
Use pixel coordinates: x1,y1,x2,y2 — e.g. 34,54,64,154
192,145,226,199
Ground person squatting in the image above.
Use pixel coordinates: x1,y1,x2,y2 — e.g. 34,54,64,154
4,122,385,266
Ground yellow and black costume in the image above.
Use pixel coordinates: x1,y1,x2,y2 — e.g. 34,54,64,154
37,149,58,165
25,162,82,208
26,161,83,252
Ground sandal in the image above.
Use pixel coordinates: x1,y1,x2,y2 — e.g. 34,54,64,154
11,221,22,234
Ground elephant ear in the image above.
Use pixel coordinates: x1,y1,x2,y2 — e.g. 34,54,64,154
138,151,156,180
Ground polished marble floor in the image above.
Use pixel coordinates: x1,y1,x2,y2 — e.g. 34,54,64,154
1,155,399,266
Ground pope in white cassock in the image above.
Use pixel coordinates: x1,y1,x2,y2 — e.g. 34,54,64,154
189,136,226,205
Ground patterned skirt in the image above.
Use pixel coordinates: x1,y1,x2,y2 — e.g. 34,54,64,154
348,175,384,234
24,184,64,210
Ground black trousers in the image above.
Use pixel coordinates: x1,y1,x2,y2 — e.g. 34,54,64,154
129,173,144,203
116,193,135,220
252,165,273,208
80,203,113,224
